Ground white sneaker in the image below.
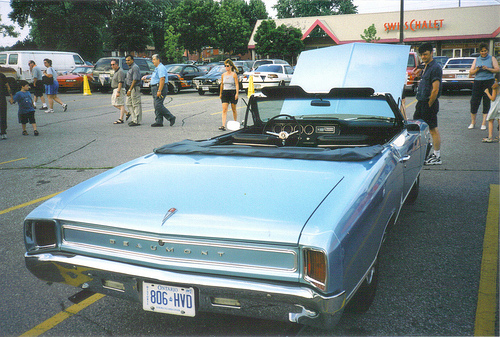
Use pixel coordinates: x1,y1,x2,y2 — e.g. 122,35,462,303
1,134,6,140
480,125,487,130
468,124,474,129
46,109,54,113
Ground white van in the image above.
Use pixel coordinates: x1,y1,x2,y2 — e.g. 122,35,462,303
0,50,85,83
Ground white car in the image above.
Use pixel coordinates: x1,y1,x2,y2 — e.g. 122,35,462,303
441,57,475,91
242,64,294,91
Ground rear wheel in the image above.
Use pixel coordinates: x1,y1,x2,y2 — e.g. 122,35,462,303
198,89,205,95
345,259,379,313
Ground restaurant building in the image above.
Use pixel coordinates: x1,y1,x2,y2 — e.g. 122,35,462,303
248,5,500,59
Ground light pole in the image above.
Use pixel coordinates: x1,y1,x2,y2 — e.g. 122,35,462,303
399,0,404,44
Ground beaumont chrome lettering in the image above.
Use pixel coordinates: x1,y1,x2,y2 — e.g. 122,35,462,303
109,239,226,257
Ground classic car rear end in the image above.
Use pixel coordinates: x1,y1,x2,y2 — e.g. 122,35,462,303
24,43,429,330
441,57,475,91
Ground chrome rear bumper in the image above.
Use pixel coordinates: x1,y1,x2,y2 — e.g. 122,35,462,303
25,252,345,329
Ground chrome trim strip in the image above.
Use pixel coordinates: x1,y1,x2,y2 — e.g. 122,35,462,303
61,224,298,272
62,241,297,273
62,224,296,255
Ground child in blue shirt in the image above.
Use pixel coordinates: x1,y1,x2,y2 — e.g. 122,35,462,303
10,80,39,136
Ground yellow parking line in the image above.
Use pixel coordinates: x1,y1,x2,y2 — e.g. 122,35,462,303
0,157,27,165
474,184,499,336
19,293,105,337
0,192,61,215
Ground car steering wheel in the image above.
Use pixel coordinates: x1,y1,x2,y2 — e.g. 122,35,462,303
263,114,301,146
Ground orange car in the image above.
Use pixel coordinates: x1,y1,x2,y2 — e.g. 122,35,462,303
57,65,94,92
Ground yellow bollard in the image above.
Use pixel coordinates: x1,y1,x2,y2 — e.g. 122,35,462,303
83,75,92,96
247,75,254,98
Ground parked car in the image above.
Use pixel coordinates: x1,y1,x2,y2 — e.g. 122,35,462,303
0,50,86,92
23,43,430,330
140,71,182,95
251,58,289,70
241,64,294,91
92,57,155,92
57,65,94,92
405,51,421,93
162,64,206,91
193,64,248,95
0,50,85,83
441,57,475,91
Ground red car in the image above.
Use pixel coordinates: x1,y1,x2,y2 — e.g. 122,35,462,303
405,52,421,94
57,65,94,92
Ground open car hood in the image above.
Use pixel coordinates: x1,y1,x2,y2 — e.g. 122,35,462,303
37,153,346,245
291,43,410,103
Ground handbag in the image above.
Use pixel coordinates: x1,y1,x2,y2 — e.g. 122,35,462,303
42,75,53,85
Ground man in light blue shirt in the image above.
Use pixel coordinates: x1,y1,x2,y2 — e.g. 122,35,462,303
150,54,175,127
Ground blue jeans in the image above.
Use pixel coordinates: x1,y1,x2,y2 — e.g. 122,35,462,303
151,85,174,125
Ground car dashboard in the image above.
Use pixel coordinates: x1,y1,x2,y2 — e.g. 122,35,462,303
231,118,400,148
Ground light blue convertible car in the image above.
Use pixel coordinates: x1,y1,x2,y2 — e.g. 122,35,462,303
24,43,431,329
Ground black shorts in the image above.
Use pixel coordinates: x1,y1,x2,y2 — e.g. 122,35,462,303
19,111,36,124
221,90,238,105
33,81,45,97
414,100,439,129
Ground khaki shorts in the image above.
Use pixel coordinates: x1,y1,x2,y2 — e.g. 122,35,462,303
111,88,126,106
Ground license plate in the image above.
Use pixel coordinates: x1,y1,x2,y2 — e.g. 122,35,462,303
201,86,209,91
99,74,110,80
143,282,195,316
456,74,468,79
143,82,150,87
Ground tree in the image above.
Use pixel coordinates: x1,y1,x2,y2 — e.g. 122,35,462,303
167,0,217,59
360,24,380,43
214,0,252,56
0,14,19,40
9,0,112,61
164,25,184,63
273,0,357,18
241,0,269,29
253,20,277,58
254,20,304,63
106,1,153,54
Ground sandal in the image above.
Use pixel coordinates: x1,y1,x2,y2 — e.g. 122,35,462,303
22,130,28,136
125,113,131,121
113,119,124,124
34,130,39,136
219,126,226,131
482,137,495,143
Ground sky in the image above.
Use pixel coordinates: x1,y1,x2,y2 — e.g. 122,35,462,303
1,0,500,47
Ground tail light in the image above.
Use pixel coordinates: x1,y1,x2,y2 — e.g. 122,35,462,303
304,249,327,290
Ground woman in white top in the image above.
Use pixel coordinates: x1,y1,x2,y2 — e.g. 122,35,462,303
219,59,239,131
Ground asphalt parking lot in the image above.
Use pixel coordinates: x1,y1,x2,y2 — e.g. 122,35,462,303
0,88,498,336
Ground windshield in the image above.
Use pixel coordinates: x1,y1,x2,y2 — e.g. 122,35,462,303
72,67,91,74
255,65,283,73
255,97,396,122
166,65,183,73
208,65,225,74
444,59,473,69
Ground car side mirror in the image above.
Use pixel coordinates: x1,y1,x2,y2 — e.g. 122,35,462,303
406,123,420,132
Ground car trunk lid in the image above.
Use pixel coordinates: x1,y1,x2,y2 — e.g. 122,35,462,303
54,154,344,245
